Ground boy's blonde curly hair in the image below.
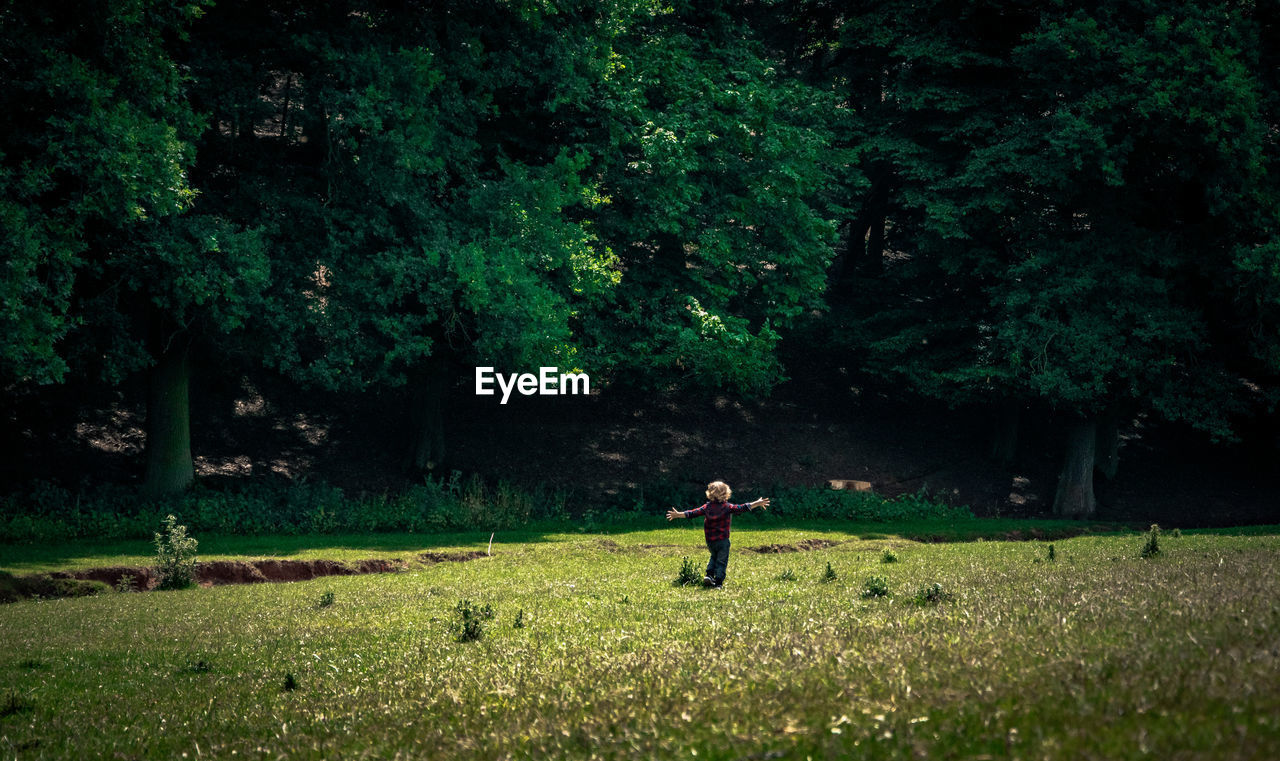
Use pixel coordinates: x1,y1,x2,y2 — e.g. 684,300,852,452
705,481,732,502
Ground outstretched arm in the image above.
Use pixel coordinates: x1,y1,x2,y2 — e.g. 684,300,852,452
728,497,771,514
666,508,685,521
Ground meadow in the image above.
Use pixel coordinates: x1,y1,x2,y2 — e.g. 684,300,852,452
1,522,1278,760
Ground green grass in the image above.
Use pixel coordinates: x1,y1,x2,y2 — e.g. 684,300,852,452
1,524,1278,759
0,518,1145,575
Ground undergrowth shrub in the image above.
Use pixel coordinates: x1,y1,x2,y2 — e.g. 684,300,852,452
318,590,335,608
674,557,700,586
0,474,970,542
1141,524,1162,558
777,568,797,581
861,576,890,598
880,549,898,564
911,582,954,605
821,562,838,582
454,599,495,642
756,484,973,523
154,515,198,590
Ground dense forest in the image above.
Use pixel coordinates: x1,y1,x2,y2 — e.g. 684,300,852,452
3,0,1278,524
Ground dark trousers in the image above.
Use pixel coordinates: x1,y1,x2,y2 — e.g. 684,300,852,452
705,538,730,584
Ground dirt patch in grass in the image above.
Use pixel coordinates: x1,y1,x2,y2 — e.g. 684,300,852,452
353,558,403,573
250,559,354,582
745,539,842,554
592,540,681,553
53,566,156,590
419,550,488,563
1,556,417,602
199,561,268,586
0,571,110,603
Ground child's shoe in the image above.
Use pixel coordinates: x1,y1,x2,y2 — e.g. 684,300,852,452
702,575,715,587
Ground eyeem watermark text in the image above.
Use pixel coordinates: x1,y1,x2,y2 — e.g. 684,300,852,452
475,367,590,404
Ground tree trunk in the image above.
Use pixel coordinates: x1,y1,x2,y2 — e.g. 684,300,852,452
1095,411,1120,480
405,360,448,473
143,346,194,498
1053,419,1097,519
990,399,1019,467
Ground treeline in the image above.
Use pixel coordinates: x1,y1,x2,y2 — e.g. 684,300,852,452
2,1,1277,519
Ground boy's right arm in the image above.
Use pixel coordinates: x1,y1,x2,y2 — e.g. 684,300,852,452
665,508,684,521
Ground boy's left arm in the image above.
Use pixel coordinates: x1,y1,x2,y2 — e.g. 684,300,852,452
731,498,771,514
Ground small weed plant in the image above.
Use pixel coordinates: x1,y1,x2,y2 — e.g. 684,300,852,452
1048,544,1056,561
675,557,700,586
880,549,898,564
188,660,213,674
1141,524,1162,558
115,573,138,593
154,515,198,590
454,599,495,642
318,590,335,608
911,582,954,605
283,672,299,692
777,568,797,581
861,576,890,599
821,562,837,583
513,609,525,629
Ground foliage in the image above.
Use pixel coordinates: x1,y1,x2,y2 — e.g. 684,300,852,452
521,1,848,397
0,0,211,387
880,549,898,564
283,672,299,692
777,568,797,582
827,0,1280,439
821,562,837,583
318,591,335,609
153,515,198,590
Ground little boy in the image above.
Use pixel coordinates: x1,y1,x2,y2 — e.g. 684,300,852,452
666,481,770,588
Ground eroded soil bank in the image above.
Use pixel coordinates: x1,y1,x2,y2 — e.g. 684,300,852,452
0,550,490,603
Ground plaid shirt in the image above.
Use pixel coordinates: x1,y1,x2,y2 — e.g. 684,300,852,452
683,500,753,542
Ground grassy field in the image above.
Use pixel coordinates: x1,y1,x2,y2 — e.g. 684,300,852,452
1,522,1278,759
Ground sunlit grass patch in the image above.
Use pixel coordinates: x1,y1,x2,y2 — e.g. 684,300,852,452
0,527,1276,759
